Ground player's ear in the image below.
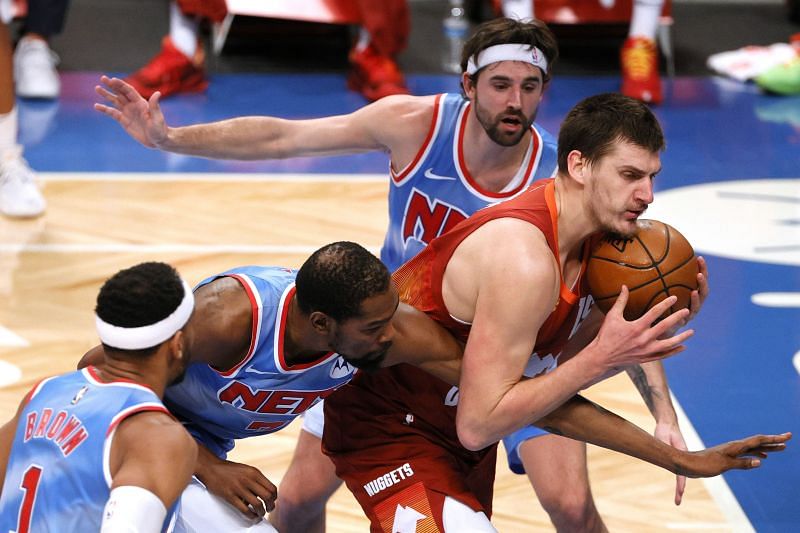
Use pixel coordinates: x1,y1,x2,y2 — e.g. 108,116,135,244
462,72,476,99
309,311,333,335
168,331,185,362
567,150,588,184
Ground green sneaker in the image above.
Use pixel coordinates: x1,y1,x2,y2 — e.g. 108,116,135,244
755,56,800,95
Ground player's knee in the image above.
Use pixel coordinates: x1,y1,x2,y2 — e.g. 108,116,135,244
539,490,599,531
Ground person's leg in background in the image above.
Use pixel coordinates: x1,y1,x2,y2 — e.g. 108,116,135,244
14,0,68,99
0,15,46,218
621,0,665,104
348,0,410,101
505,429,608,533
125,0,227,98
269,428,342,532
270,402,342,533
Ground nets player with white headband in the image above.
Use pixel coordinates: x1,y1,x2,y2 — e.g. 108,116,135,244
0,262,197,532
94,17,687,532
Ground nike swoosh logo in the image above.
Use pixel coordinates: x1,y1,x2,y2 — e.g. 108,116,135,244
244,365,277,375
424,168,457,181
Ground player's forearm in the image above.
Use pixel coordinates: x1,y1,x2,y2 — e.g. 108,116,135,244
159,117,295,160
536,395,686,474
192,441,223,481
627,361,677,423
457,347,607,450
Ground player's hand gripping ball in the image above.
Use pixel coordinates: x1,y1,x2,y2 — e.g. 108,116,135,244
587,219,699,321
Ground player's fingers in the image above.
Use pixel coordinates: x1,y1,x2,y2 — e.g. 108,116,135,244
688,290,701,318
245,475,277,511
744,433,792,448
675,475,686,506
732,457,762,470
226,490,259,519
94,85,119,104
642,344,685,363
117,78,144,102
697,256,708,279
746,442,788,455
609,285,629,316
99,75,116,91
93,103,121,120
643,296,680,326
150,91,162,110
654,328,694,354
241,491,267,518
243,467,276,494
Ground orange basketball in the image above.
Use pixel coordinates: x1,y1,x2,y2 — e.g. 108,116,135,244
586,219,698,321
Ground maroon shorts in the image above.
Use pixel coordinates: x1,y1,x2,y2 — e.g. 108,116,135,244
323,365,496,532
177,0,227,23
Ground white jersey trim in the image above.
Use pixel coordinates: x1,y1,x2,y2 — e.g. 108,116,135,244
28,375,58,402
103,402,170,488
82,367,158,396
215,274,264,377
391,95,447,187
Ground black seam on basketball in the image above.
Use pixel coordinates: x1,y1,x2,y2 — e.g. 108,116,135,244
590,276,664,299
635,227,670,296
659,254,695,278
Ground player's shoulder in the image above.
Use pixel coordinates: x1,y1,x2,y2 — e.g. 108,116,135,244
368,94,440,129
112,410,197,481
115,410,196,453
470,218,555,272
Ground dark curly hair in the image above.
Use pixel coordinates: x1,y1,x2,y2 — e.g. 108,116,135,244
96,262,185,354
295,242,390,321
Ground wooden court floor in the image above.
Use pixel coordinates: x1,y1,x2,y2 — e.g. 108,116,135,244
0,176,738,531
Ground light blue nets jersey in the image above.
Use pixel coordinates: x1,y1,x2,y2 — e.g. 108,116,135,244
381,93,558,271
0,367,171,533
164,266,358,457
380,94,559,474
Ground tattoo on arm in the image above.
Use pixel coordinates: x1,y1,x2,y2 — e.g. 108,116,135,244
629,365,658,415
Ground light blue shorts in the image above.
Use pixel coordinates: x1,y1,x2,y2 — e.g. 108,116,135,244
502,424,550,474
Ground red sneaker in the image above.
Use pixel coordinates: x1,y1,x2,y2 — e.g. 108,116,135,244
621,37,662,105
125,37,208,99
348,44,409,102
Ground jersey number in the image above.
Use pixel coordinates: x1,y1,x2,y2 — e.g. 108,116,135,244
15,465,42,533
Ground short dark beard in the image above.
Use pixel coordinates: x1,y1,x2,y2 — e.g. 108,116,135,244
473,94,534,147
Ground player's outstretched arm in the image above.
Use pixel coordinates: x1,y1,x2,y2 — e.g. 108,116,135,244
536,395,790,477
383,303,463,386
194,443,278,521
94,75,433,163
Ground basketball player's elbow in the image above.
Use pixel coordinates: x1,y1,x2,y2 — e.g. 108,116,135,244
456,415,496,451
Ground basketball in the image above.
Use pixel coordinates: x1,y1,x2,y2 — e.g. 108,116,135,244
587,219,698,321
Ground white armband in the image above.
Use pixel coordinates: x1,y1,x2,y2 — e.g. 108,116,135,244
101,485,167,533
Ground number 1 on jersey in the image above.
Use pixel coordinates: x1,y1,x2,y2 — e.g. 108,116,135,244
14,465,43,533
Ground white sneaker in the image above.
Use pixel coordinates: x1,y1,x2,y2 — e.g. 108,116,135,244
0,151,46,218
13,36,61,99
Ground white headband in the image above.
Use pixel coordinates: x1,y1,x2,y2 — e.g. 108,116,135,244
466,43,548,75
95,279,194,350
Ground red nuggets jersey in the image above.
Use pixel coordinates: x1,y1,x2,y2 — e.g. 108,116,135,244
323,178,592,531
394,178,590,366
